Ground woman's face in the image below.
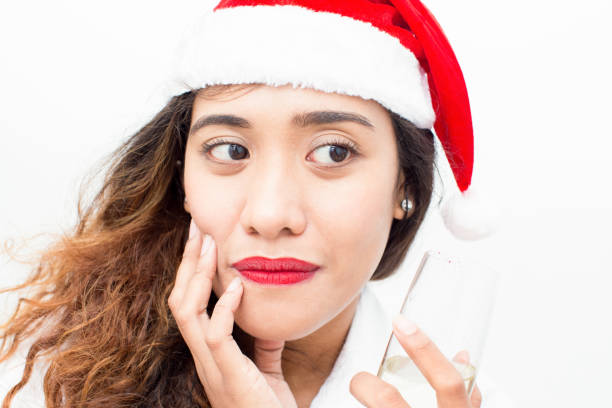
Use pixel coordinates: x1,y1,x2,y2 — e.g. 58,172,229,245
184,84,406,341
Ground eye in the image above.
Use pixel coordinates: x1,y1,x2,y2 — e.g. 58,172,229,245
200,137,359,165
308,139,359,166
202,139,249,161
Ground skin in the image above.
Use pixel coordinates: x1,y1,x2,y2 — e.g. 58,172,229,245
169,85,481,407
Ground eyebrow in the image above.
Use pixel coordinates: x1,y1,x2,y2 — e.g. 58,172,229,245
189,110,375,135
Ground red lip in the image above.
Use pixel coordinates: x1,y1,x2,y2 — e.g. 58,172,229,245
232,257,320,285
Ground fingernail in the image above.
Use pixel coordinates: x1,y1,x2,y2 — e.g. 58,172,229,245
393,315,418,336
227,277,242,292
454,350,470,363
188,219,197,239
201,234,213,256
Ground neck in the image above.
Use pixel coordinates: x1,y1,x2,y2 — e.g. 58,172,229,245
281,292,361,406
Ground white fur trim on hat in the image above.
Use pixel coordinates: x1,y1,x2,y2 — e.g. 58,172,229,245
169,5,435,129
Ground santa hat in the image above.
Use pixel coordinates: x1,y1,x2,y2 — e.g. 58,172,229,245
168,0,497,240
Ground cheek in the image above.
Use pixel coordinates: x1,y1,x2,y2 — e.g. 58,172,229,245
311,172,396,270
183,160,244,296
291,171,395,318
183,159,242,236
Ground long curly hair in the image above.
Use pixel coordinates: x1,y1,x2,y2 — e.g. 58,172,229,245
0,84,435,407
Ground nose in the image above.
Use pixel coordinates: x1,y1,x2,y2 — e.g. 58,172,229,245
239,156,307,240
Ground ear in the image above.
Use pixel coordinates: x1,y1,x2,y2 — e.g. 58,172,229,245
184,197,191,214
393,194,415,220
393,170,414,220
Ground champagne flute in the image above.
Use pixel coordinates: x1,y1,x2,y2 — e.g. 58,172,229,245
377,250,500,407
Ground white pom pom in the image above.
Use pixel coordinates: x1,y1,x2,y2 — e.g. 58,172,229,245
440,188,500,240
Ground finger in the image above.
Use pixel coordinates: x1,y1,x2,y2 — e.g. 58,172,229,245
349,371,411,408
206,277,250,377
451,351,481,408
168,219,202,306
253,338,285,378
174,233,216,327
187,233,217,323
392,315,468,406
171,232,219,380
470,383,483,408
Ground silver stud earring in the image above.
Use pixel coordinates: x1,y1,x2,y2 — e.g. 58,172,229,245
401,198,413,212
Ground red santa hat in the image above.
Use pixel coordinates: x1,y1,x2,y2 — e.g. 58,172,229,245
169,0,497,240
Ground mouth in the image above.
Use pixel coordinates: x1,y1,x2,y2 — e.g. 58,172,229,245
231,257,320,285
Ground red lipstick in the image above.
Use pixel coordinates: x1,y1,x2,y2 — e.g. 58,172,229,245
232,257,320,285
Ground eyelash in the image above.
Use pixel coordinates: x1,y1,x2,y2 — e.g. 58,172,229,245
200,137,360,164
200,138,236,154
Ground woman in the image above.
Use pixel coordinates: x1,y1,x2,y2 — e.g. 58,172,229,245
1,0,508,407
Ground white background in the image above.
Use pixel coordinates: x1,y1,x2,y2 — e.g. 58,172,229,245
1,1,611,407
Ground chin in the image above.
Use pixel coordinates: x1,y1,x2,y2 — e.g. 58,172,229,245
234,308,319,342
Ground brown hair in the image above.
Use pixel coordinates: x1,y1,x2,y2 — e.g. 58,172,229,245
0,84,434,407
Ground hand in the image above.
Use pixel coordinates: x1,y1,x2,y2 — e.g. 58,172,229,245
349,315,483,408
168,220,298,408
